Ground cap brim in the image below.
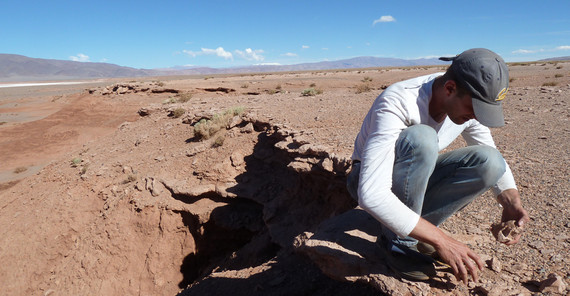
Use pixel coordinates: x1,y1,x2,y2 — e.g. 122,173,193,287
472,98,505,127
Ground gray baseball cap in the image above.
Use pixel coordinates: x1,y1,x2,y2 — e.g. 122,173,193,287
440,48,509,127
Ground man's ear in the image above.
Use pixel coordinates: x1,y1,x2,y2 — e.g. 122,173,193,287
443,80,458,96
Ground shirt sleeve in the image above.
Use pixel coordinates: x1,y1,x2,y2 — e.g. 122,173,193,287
461,120,517,195
358,97,421,238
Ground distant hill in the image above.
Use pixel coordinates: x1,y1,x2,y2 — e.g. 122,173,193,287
0,54,153,82
0,54,449,82
539,56,570,62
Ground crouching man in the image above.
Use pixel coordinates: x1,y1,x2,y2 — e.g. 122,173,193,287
347,48,530,284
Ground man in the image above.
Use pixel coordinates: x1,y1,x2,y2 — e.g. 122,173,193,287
346,48,530,284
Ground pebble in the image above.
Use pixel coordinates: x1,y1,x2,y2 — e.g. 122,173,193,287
528,240,545,250
489,256,502,272
540,273,567,294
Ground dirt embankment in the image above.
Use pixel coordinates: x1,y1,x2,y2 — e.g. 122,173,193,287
0,63,569,295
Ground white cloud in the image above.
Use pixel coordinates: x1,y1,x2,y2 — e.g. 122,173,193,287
512,49,539,54
203,47,233,59
235,48,264,61
69,53,90,62
302,45,310,49
511,46,570,54
282,52,297,57
255,62,281,66
373,15,396,25
184,47,233,60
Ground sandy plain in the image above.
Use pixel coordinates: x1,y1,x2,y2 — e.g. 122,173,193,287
0,63,568,295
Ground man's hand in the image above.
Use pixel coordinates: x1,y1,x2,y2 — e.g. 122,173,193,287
497,189,530,245
410,218,484,284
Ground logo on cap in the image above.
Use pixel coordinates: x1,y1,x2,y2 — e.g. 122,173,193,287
496,87,508,101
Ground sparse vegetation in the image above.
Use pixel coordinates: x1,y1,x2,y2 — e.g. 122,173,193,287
355,84,372,94
309,83,316,87
301,88,323,96
177,93,192,103
542,82,558,86
212,135,225,147
509,78,516,83
240,83,249,88
13,167,27,174
156,81,165,87
275,84,282,90
171,108,185,118
162,98,177,104
554,74,564,78
80,165,89,175
193,107,245,140
71,158,82,167
556,66,563,69
0,122,6,126
361,77,373,83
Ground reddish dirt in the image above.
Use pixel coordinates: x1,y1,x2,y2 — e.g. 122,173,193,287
0,62,568,295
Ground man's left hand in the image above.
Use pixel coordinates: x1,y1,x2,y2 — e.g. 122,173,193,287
497,189,530,245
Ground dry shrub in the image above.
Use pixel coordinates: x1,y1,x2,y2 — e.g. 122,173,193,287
193,107,244,140
355,84,372,94
177,93,192,103
212,135,225,147
554,74,563,78
13,167,27,174
301,88,323,96
542,82,558,86
172,108,185,118
361,76,373,83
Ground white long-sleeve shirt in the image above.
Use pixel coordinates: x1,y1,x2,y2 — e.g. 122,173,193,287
351,73,517,238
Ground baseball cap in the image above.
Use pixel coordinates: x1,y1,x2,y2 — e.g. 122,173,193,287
439,48,509,127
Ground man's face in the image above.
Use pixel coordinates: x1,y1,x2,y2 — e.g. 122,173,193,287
447,92,476,125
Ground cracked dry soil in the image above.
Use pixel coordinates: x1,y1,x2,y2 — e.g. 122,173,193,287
0,62,568,295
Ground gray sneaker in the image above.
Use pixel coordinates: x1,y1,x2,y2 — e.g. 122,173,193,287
377,237,437,281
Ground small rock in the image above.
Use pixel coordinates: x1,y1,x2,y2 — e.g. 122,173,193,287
528,240,545,250
240,122,254,133
122,166,133,174
550,254,563,262
491,220,522,243
228,116,243,129
539,273,567,294
138,108,150,116
487,256,502,272
230,151,244,167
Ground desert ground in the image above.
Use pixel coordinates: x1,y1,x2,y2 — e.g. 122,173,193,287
0,62,568,295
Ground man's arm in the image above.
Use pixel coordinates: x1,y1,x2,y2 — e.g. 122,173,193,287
496,188,530,245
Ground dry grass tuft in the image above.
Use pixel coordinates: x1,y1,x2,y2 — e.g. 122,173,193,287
172,108,185,118
301,88,323,96
13,167,27,174
193,107,245,140
355,84,372,94
542,82,558,87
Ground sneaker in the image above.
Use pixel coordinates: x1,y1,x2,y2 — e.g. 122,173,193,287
377,237,437,281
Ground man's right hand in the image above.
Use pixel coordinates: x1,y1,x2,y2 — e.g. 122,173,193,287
433,233,484,284
410,218,484,284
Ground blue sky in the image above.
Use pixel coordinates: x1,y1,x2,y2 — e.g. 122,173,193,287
1,0,569,69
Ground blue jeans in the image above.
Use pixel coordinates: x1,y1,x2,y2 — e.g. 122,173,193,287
346,125,506,248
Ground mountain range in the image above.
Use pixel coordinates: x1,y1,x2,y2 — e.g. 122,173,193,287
0,54,453,82
2,53,568,82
